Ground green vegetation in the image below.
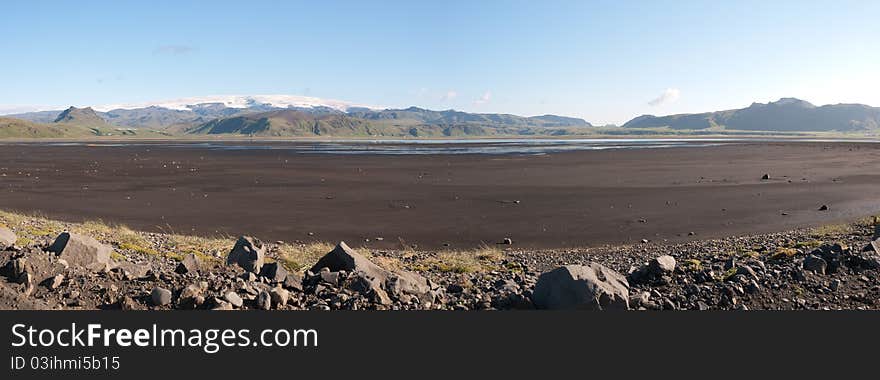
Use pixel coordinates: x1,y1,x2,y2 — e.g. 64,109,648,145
408,245,504,273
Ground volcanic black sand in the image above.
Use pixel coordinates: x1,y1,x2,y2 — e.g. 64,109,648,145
2,140,880,249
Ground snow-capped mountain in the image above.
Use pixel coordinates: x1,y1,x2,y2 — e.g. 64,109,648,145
93,94,377,113
4,95,381,129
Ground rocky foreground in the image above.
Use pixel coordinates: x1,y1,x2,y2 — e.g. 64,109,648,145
1,215,880,310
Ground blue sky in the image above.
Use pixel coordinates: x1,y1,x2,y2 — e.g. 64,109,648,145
1,0,879,124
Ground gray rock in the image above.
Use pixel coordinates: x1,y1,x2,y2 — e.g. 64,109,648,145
224,291,243,308
309,241,385,280
4,257,29,281
283,273,304,291
175,253,201,274
226,236,265,273
151,287,172,306
736,265,759,280
386,270,433,303
803,255,827,275
20,272,34,296
533,263,630,310
211,300,234,311
178,284,205,308
115,262,152,279
319,268,340,285
650,255,676,274
830,279,841,291
345,271,392,305
119,296,138,310
310,242,433,303
260,262,288,283
47,232,112,270
630,291,651,308
256,290,271,310
0,227,16,248
42,274,64,290
269,286,290,308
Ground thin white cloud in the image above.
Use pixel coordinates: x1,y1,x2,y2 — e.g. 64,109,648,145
153,45,198,55
0,105,54,115
648,88,680,106
473,91,492,105
441,90,458,101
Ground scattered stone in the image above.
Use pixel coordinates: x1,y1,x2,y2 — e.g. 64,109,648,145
178,284,205,308
310,242,382,277
42,274,64,290
650,255,676,274
211,300,234,311
259,262,288,283
224,291,243,308
500,237,513,245
803,255,827,275
175,253,202,274
256,290,272,310
115,262,152,279
269,286,289,308
283,273,304,291
0,227,17,248
226,236,265,273
736,265,758,280
761,173,770,180
20,272,34,296
47,232,112,270
119,296,138,310
818,205,829,211
151,287,172,306
533,263,629,310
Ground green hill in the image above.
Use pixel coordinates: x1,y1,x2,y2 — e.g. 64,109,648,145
0,117,104,138
187,108,593,137
0,107,171,139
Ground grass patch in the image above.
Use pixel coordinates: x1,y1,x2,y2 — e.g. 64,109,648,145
414,245,504,274
720,267,738,281
683,258,703,271
810,223,853,238
794,240,824,249
276,242,334,272
165,234,230,263
739,250,761,259
769,247,800,260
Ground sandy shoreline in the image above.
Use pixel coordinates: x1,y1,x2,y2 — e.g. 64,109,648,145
2,141,880,249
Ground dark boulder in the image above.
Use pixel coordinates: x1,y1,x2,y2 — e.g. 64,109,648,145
226,236,265,273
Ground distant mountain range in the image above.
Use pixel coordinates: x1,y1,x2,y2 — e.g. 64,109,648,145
3,96,880,138
1,106,165,138
187,106,591,137
7,96,594,137
623,98,880,132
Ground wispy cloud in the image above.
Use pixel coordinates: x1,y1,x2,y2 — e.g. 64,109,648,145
473,91,491,105
0,105,47,115
441,90,458,101
648,88,680,106
153,45,198,55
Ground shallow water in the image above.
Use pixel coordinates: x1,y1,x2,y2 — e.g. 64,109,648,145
0,137,873,155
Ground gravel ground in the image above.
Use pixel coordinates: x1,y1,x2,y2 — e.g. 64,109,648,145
1,214,879,310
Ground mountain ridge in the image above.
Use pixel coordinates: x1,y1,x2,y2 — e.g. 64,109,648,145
623,98,880,132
